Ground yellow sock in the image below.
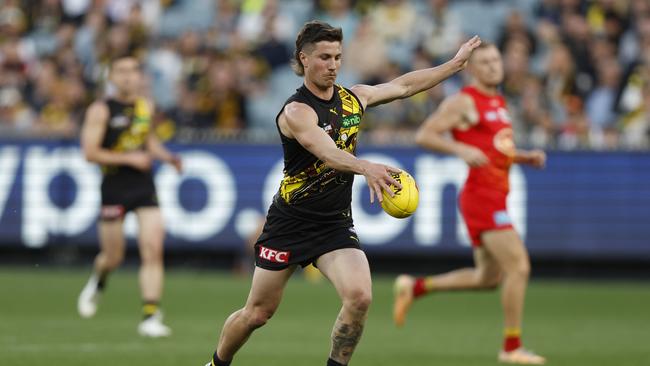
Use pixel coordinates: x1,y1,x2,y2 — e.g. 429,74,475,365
424,278,436,291
504,327,521,337
142,302,159,319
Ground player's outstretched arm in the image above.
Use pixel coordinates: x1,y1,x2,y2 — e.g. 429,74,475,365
280,102,401,202
81,101,152,171
415,94,488,167
350,36,481,108
514,149,546,168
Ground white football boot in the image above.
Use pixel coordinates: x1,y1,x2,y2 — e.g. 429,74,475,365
77,274,101,318
499,348,546,364
138,310,172,338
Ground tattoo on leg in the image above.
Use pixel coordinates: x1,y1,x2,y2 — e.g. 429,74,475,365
330,314,365,362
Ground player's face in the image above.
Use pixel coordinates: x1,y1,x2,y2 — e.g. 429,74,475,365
468,46,504,87
109,58,142,96
302,41,342,89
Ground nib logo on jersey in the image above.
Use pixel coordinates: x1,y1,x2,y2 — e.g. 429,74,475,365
258,246,290,264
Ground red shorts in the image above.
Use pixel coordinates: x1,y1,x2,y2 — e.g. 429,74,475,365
459,186,513,247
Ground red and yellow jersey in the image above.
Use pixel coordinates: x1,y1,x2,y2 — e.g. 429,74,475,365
452,86,515,193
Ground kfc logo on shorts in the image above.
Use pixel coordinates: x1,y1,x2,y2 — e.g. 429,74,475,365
258,246,290,264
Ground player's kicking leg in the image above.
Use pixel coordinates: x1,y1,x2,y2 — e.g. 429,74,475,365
78,217,126,318
135,207,171,337
483,229,545,365
207,265,296,366
317,248,372,366
393,247,501,326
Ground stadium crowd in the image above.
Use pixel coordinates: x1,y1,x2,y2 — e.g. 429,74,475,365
0,0,649,149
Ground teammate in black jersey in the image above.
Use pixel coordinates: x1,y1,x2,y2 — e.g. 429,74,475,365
206,21,481,366
77,55,182,337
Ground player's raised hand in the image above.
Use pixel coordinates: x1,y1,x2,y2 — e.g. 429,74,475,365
526,149,546,168
170,155,183,174
459,145,488,167
453,35,482,70
361,161,402,203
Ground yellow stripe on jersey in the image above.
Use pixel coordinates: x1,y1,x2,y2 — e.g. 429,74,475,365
113,98,151,152
279,86,363,204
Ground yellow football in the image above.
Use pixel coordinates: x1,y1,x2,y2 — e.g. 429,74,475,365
381,170,419,218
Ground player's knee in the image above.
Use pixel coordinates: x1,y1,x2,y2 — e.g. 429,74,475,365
478,272,502,289
507,260,530,279
344,288,372,314
102,252,124,269
245,306,276,329
517,262,531,278
140,242,164,264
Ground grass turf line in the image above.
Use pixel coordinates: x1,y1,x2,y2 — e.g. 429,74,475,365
0,268,649,366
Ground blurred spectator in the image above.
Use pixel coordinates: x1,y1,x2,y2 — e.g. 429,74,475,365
519,75,555,148
238,0,295,45
415,0,464,62
502,37,535,143
343,16,388,84
585,58,621,149
315,0,359,42
497,9,537,57
585,0,626,43
616,19,650,150
618,81,650,149
252,14,291,71
561,11,595,93
61,0,92,25
0,87,34,133
1,0,650,149
368,0,418,67
542,43,580,128
620,13,650,68
0,0,27,41
34,78,78,137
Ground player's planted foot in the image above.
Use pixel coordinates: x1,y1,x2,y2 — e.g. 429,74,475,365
138,310,171,337
77,274,101,318
498,348,546,365
393,274,416,327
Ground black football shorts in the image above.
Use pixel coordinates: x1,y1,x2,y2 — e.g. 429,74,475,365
254,202,362,270
100,171,158,221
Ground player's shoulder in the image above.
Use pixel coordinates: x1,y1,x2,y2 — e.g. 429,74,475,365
85,100,110,119
278,101,319,138
88,99,109,110
348,83,371,105
283,101,318,123
441,92,475,112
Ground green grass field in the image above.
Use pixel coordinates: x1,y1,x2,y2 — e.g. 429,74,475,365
1,267,649,366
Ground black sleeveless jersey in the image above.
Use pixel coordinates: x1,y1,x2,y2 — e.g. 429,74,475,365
101,98,152,176
273,84,364,223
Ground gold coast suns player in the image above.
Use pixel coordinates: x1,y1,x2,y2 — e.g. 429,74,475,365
393,43,546,364
204,21,481,366
77,54,182,337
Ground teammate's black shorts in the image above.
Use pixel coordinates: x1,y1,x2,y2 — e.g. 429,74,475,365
100,170,158,221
